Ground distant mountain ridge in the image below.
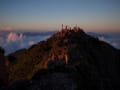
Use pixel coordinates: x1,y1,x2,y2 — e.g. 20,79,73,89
3,27,120,89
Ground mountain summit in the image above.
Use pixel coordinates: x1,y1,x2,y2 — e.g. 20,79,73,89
5,25,120,89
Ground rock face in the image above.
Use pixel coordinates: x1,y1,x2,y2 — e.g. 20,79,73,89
0,47,9,88
29,69,77,90
6,28,120,89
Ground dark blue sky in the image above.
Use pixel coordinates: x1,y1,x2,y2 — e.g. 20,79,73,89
0,0,120,31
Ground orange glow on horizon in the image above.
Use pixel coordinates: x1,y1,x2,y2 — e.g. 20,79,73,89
0,26,14,31
0,25,120,32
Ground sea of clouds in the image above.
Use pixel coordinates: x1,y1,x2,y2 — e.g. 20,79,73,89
0,31,120,55
0,31,55,55
87,32,120,49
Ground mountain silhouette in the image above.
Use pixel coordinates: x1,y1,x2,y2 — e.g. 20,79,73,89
2,27,120,90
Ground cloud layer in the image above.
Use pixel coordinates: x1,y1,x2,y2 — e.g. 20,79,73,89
87,32,120,49
0,31,54,55
0,31,120,55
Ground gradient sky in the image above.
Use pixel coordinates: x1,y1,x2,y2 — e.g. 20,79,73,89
0,0,120,31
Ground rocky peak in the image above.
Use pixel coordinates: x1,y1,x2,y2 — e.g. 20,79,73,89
5,26,120,89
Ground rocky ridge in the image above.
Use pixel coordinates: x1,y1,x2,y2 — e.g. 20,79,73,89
2,26,120,89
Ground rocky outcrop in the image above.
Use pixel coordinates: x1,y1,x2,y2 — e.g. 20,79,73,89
6,27,120,89
0,47,9,88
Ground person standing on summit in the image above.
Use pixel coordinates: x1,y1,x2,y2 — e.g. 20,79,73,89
0,47,9,87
